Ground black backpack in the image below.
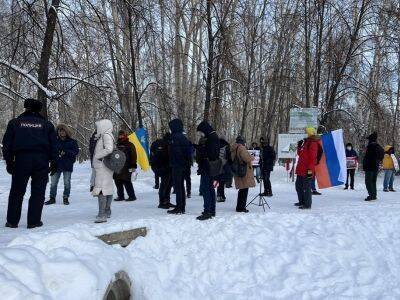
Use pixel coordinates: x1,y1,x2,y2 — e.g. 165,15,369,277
231,147,247,178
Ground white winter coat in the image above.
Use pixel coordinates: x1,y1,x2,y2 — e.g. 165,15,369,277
92,119,114,196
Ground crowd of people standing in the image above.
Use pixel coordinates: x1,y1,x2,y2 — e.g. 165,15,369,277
1,98,398,228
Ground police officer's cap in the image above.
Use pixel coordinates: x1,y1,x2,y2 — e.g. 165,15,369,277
24,98,43,112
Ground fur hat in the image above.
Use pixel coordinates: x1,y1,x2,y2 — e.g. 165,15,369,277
56,123,72,138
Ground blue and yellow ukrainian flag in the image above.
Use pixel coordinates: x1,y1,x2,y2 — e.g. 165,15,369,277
128,127,150,171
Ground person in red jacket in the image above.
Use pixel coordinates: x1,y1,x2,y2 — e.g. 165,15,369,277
294,127,320,209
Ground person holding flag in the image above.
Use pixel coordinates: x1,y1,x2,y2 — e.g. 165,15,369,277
294,127,320,209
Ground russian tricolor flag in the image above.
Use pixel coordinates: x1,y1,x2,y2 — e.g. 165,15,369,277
316,129,347,189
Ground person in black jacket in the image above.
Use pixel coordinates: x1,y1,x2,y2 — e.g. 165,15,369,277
113,130,138,201
196,121,220,220
45,124,79,205
154,132,175,209
345,143,358,190
167,119,192,214
2,98,57,229
150,138,162,189
260,138,276,197
363,132,384,201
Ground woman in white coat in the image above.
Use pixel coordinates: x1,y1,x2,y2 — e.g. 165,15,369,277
92,119,114,223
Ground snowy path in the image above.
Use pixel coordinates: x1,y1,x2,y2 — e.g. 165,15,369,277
1,161,400,299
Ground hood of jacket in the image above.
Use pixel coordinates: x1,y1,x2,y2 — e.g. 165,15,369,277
367,132,378,143
197,121,214,136
384,145,393,153
169,119,184,134
95,119,113,136
56,123,72,138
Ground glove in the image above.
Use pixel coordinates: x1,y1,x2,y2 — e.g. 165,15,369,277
49,161,57,176
6,160,14,175
297,140,304,148
306,170,313,179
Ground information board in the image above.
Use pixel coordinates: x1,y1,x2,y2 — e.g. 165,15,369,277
278,133,307,159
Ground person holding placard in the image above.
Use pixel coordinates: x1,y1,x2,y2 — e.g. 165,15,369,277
345,143,358,190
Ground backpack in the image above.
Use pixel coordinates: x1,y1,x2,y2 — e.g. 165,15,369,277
208,145,229,177
231,146,247,178
102,134,126,173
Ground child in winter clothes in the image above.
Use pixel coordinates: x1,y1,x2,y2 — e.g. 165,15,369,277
382,145,398,192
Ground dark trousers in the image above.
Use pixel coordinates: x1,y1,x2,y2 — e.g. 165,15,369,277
154,173,160,188
346,169,355,189
365,171,378,198
172,167,186,211
114,178,136,199
7,153,49,226
295,176,312,208
159,172,172,204
200,174,216,214
263,170,272,195
236,188,249,211
217,181,226,199
184,167,191,195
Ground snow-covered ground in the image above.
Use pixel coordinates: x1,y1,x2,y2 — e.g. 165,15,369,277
1,161,400,299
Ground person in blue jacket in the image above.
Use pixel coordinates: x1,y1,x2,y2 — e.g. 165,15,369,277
2,98,57,229
45,124,79,205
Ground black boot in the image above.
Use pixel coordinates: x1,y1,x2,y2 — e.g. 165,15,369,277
126,195,137,201
63,197,70,205
167,208,184,214
196,212,214,220
5,222,18,228
45,197,56,205
114,197,124,201
27,221,43,229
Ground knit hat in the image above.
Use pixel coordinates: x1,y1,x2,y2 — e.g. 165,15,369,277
236,135,246,145
306,127,317,137
367,132,377,142
24,98,43,112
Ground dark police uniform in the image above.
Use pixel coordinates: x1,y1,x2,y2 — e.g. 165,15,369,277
2,107,57,227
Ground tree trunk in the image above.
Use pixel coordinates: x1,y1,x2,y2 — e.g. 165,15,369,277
37,0,61,118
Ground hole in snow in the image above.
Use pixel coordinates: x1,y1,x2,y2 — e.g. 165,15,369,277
96,227,147,248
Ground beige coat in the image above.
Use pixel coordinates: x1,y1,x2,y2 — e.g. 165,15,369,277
92,119,114,196
231,143,256,190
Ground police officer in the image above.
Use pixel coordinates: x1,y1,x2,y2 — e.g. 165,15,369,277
2,98,57,229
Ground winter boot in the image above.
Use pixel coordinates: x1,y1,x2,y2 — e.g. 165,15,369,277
389,188,396,192
27,221,43,229
94,216,107,223
187,192,191,199
196,212,214,221
105,197,112,218
45,197,56,205
236,209,249,213
158,203,170,209
383,188,389,192
364,196,377,201
5,222,18,228
294,202,301,206
126,195,137,201
114,197,124,201
167,208,184,214
63,197,70,205
216,196,224,202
